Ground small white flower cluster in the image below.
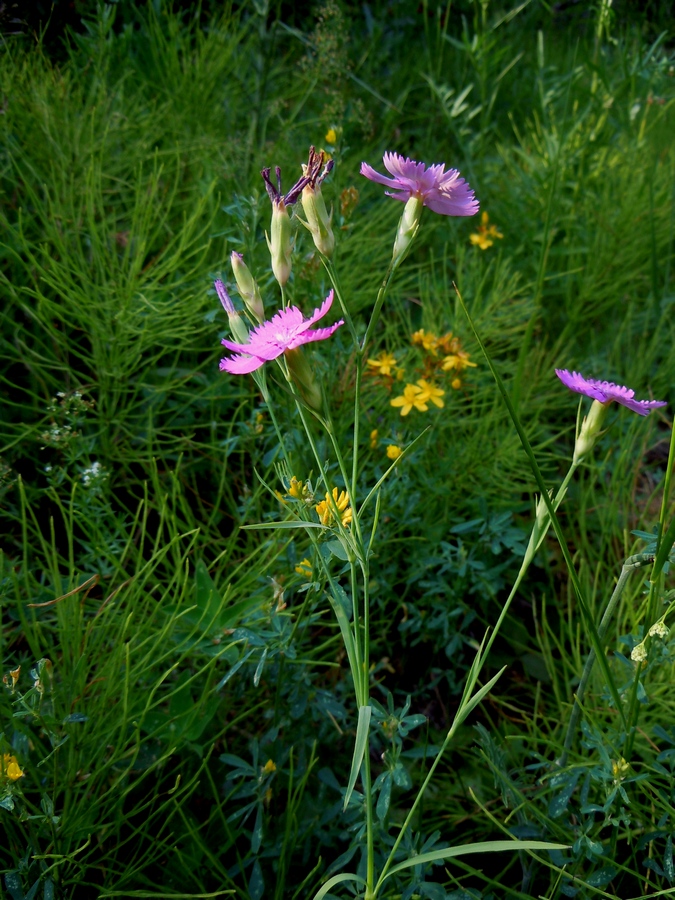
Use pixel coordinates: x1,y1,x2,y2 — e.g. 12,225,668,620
630,642,647,663
649,619,669,639
81,461,108,488
45,423,74,441
630,618,670,663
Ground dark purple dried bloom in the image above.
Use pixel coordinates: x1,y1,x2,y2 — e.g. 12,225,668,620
261,165,309,208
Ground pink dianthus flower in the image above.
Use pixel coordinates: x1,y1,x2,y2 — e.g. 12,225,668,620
555,369,666,416
220,290,343,375
360,152,478,217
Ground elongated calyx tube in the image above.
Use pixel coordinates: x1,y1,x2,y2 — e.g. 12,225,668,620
300,147,335,257
269,200,293,286
231,252,264,322
285,347,323,411
392,195,423,266
573,399,610,464
261,165,310,288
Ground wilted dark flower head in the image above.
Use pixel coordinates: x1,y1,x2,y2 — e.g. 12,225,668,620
303,146,334,189
261,165,309,208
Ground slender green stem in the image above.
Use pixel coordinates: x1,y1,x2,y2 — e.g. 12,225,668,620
323,255,397,504
360,558,370,690
623,568,659,760
483,461,578,664
259,372,292,465
456,283,627,728
322,258,359,347
654,418,675,584
558,562,631,767
351,354,365,504
321,410,367,560
349,561,365,701
285,386,367,699
352,257,398,517
558,553,656,766
374,718,458,896
364,749,375,900
361,260,397,354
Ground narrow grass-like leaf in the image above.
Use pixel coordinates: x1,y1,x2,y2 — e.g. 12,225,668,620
343,705,371,811
242,521,326,531
452,666,507,731
310,872,367,900
382,840,570,881
651,516,675,583
358,427,431,517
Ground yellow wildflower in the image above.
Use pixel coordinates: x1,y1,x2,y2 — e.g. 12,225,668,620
370,429,379,449
366,351,398,377
325,127,338,144
386,445,403,460
295,558,313,578
2,754,23,782
315,488,353,527
411,329,439,354
414,379,445,409
2,666,20,691
451,377,462,390
441,350,476,373
611,758,630,781
287,476,306,500
436,332,460,355
390,383,426,416
469,211,503,250
262,759,277,775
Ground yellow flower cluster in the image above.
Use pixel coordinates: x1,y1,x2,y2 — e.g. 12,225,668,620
469,211,503,250
387,329,476,415
295,558,313,578
366,350,402,379
415,329,476,390
411,329,448,355
391,379,445,416
315,487,353,527
2,754,23,782
280,476,313,504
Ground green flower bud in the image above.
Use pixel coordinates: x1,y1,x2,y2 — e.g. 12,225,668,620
215,280,250,345
301,183,334,257
231,252,264,322
268,199,293,287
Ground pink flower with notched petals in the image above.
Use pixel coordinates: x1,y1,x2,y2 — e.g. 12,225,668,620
220,290,344,375
360,152,479,217
555,369,667,416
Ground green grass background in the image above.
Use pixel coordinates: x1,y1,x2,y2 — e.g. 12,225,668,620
0,1,674,898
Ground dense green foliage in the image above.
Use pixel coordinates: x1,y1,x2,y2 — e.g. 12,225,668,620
0,2,673,898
